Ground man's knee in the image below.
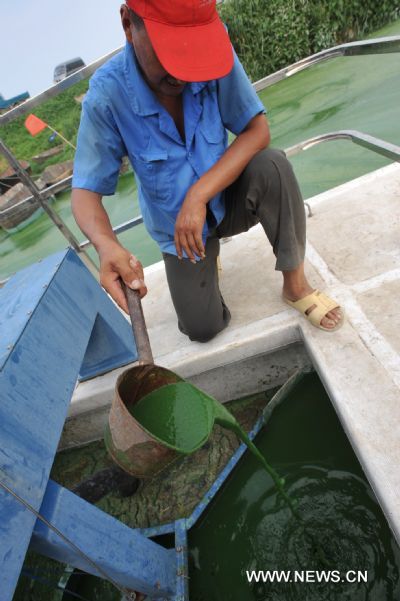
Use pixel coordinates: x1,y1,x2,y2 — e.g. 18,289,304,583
189,325,224,343
244,148,290,183
242,148,301,216
179,305,231,343
180,321,225,343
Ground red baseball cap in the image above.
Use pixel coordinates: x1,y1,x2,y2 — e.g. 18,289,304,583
126,0,234,82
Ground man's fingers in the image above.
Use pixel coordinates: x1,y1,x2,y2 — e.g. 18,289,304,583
186,232,201,261
129,278,148,299
115,257,146,295
101,276,129,314
128,255,147,297
174,231,183,259
175,228,203,263
129,254,144,280
193,231,205,259
179,233,196,263
118,264,140,289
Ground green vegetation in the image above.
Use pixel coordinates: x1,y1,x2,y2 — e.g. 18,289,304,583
0,79,88,177
218,0,400,81
1,2,398,177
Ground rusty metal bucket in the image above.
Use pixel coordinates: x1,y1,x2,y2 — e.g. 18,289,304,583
104,364,188,477
104,285,194,478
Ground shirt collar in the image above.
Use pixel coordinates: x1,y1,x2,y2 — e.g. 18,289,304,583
123,41,209,116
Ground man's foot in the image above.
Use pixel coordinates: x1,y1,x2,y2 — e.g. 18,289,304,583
282,283,343,330
282,262,343,330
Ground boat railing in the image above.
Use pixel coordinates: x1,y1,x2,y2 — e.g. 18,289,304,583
1,36,399,286
1,127,398,291
0,175,73,216
253,36,400,92
78,128,400,245
1,36,399,126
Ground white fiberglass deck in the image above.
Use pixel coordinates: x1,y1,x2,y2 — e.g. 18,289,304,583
66,163,400,543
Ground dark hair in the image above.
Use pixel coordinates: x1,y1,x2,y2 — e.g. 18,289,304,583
128,7,145,30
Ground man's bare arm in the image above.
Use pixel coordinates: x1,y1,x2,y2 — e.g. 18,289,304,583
71,188,147,313
174,114,270,261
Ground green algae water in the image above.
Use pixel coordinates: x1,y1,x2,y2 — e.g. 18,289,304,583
1,19,400,282
130,382,216,453
130,381,294,515
189,373,400,601
14,373,400,600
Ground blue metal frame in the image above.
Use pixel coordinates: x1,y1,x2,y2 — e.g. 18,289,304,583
0,249,180,600
1,248,287,601
32,480,176,597
140,413,266,540
137,414,268,600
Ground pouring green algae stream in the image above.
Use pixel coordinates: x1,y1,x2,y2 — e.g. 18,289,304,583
130,381,300,520
130,381,332,564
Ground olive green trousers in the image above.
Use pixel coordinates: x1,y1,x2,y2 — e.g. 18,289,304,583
163,148,306,342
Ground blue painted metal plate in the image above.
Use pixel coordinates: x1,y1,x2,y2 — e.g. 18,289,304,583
32,480,177,598
0,250,68,371
0,249,139,599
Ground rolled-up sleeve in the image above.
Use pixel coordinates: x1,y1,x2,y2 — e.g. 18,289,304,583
72,81,126,195
217,48,266,136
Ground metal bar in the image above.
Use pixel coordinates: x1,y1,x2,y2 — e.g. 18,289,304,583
4,129,396,252
1,35,398,269
0,139,98,277
174,520,189,601
1,127,397,277
31,480,177,599
79,129,400,251
253,35,400,92
0,37,398,126
79,216,144,250
0,479,135,600
139,522,177,538
0,175,73,216
285,130,400,161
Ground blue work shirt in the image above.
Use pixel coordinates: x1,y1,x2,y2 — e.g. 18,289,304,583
72,41,265,257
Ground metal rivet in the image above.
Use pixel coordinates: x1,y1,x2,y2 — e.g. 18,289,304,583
43,284,48,288
27,311,32,316
7,345,13,350
176,546,184,553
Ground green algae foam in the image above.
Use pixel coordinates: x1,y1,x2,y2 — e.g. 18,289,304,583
130,382,216,453
130,381,297,517
189,373,400,601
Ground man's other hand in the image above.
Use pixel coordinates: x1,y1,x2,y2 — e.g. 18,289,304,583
98,240,147,313
174,191,207,263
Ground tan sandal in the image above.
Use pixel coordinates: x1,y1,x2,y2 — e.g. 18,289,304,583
283,289,344,332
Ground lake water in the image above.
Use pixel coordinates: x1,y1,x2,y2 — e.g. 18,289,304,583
1,19,399,281
189,372,400,601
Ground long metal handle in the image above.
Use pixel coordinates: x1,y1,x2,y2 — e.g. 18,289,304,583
123,283,154,366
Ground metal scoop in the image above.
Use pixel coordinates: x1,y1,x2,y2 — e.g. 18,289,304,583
104,285,220,478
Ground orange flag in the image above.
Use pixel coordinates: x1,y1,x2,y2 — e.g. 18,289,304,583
24,114,48,136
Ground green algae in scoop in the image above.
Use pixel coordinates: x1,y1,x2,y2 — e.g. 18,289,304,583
130,382,216,453
130,381,298,517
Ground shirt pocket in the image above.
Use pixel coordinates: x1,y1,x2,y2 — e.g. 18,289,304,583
132,149,172,204
199,119,227,161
